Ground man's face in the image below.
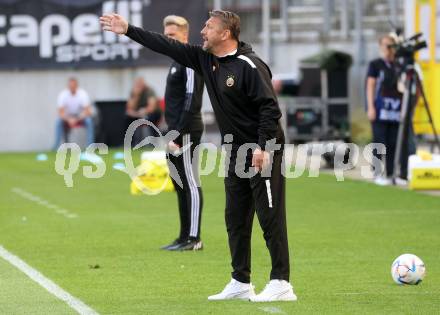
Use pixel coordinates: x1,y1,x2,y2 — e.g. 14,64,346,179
68,79,78,93
380,38,396,60
164,24,188,43
200,17,226,52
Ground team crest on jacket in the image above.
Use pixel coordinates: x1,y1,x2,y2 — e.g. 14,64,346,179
226,75,235,87
170,67,177,74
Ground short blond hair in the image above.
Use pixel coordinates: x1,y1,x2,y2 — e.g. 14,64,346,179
163,15,189,32
379,34,396,45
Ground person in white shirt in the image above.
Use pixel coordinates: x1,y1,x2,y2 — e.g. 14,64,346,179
53,78,94,149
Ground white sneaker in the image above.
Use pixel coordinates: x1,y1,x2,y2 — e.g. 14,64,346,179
394,177,408,187
208,278,255,301
374,176,392,186
250,280,297,302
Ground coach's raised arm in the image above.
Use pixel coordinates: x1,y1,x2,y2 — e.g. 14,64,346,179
100,13,204,73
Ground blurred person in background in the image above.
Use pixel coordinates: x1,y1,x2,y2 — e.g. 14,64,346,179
125,77,162,146
160,15,204,251
366,35,403,186
53,77,94,150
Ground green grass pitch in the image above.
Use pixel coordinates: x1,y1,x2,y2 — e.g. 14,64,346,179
0,151,439,314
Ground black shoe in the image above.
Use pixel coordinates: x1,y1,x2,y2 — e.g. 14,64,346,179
171,239,203,251
160,238,183,250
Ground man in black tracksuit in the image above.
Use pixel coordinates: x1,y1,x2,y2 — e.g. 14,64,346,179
161,15,204,251
101,10,296,302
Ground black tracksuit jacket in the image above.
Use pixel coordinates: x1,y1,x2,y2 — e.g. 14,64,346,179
164,61,204,145
126,25,285,150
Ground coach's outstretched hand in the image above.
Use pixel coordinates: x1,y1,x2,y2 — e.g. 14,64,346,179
100,13,128,34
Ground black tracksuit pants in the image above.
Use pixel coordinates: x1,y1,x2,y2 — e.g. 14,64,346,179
371,120,416,178
225,148,289,283
167,134,203,241
371,121,399,177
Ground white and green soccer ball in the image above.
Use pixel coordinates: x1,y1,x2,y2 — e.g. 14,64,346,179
391,254,426,285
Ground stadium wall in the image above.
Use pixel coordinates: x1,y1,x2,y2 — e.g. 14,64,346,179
0,41,379,152
0,67,168,152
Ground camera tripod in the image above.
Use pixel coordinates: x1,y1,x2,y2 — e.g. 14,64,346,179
393,62,440,183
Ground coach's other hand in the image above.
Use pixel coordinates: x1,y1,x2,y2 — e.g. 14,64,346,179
252,148,270,173
100,13,128,34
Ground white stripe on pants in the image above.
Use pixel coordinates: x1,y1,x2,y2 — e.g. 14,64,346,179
183,134,200,237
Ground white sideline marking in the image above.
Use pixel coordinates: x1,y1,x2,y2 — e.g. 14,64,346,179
11,187,78,219
0,245,99,315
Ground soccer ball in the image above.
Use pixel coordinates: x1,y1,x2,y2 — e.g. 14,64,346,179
391,254,426,285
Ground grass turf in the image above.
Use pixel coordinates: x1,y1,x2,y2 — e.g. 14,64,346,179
0,151,439,314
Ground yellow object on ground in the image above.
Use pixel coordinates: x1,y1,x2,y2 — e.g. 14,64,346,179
408,152,440,190
130,151,174,195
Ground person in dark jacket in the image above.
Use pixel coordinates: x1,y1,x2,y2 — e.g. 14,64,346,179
366,35,415,186
100,10,296,302
160,15,204,251
125,77,161,147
